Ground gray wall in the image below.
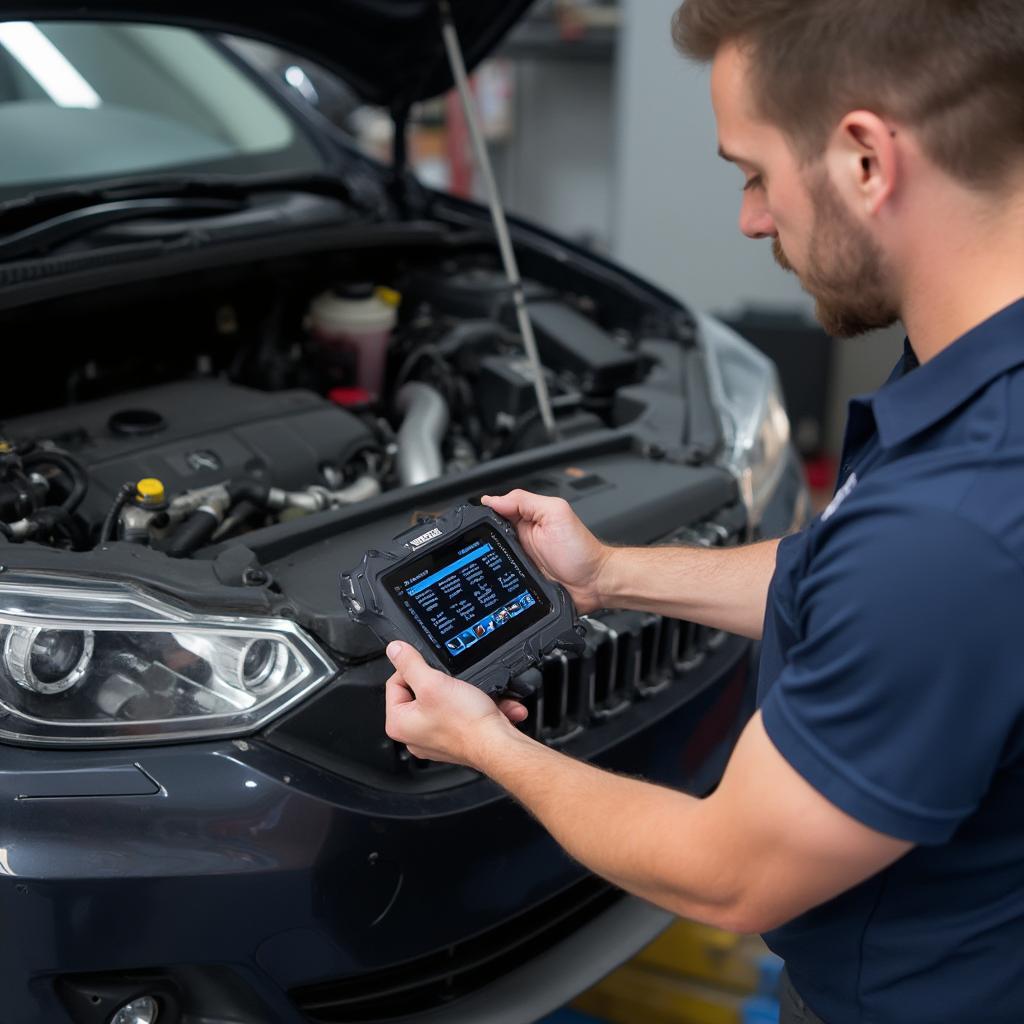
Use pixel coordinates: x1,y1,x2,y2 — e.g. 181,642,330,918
612,0,810,316
611,0,901,452
494,58,617,252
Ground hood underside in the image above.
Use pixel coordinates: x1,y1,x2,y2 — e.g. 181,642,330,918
1,0,536,109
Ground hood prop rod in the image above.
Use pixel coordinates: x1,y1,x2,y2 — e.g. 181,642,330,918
439,0,558,440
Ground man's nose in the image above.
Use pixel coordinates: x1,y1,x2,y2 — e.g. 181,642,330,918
739,193,776,240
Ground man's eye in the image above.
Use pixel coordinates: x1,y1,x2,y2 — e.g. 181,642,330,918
742,176,763,192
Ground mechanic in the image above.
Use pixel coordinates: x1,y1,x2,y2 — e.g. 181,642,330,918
385,2,1024,1021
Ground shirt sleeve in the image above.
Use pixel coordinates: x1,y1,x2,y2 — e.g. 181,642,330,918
761,503,1024,844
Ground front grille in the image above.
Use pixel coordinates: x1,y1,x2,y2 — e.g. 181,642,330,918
291,876,620,1023
511,512,741,745
514,610,721,744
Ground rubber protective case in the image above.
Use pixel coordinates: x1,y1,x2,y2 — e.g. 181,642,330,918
339,504,583,695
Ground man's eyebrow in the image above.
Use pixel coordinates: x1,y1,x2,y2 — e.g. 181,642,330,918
718,145,763,174
720,143,761,164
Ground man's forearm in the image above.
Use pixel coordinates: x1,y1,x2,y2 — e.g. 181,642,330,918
473,729,745,929
599,538,781,640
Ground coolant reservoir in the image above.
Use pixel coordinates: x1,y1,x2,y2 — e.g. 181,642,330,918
308,283,399,399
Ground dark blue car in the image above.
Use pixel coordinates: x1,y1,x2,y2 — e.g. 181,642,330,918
0,5,806,1022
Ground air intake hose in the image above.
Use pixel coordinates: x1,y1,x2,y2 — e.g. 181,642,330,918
395,382,449,486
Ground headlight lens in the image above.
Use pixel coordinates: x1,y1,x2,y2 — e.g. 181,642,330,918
3,625,95,694
698,314,792,530
0,574,336,746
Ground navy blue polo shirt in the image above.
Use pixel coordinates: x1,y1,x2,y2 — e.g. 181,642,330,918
757,297,1024,1023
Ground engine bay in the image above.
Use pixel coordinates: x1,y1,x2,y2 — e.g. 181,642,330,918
0,251,660,556
0,231,756,775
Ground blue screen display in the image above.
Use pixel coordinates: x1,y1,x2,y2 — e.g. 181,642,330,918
383,524,549,672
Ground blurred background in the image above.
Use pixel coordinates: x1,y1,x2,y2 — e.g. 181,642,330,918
236,0,904,508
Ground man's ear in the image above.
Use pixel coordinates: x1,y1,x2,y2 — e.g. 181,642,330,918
826,111,899,217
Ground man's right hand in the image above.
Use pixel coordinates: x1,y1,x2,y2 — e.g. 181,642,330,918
481,490,612,614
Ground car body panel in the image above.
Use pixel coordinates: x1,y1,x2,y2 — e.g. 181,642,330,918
0,640,752,1023
0,1,536,108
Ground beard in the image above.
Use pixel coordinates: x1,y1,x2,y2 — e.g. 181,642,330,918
772,173,899,338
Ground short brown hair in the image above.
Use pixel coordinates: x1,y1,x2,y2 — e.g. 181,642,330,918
673,0,1024,188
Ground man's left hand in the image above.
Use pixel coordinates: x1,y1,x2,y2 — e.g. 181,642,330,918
384,641,528,767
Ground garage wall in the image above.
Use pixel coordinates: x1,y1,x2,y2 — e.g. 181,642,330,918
611,0,810,316
494,58,617,253
611,0,902,452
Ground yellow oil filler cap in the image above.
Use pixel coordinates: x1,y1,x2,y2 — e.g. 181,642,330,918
136,478,166,507
375,285,401,308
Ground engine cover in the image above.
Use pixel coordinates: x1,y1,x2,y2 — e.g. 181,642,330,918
3,380,374,526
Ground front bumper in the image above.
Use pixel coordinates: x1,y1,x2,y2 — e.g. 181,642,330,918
0,636,753,1024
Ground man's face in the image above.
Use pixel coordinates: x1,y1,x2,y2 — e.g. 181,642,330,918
710,45,899,337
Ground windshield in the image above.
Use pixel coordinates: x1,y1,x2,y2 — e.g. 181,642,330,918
0,21,325,198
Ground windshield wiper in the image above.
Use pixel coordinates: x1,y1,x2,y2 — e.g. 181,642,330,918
0,170,375,227
0,196,247,262
0,170,381,262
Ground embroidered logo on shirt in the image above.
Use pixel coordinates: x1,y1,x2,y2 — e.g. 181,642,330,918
821,472,858,522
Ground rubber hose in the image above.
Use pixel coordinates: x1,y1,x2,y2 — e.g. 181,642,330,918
100,481,136,543
22,448,88,513
165,508,221,559
227,478,271,507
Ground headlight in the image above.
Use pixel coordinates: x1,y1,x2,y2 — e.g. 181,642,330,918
698,314,792,531
0,574,336,746
3,626,95,694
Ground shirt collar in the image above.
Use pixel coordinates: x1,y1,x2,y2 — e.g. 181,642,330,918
869,297,1024,449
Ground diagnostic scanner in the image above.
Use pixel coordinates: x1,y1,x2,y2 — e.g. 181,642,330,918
340,504,583,694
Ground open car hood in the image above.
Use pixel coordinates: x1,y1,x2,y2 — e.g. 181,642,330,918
0,1,536,108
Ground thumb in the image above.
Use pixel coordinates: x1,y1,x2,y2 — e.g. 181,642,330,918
386,641,442,692
481,492,516,518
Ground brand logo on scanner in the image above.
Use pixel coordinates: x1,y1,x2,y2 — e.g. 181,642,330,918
409,527,443,549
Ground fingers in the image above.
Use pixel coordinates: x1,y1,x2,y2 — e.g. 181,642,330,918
385,673,415,708
497,698,528,723
384,674,414,743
